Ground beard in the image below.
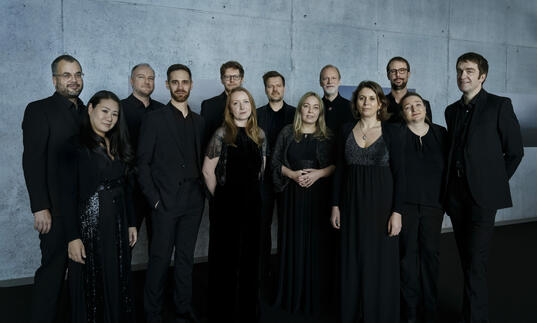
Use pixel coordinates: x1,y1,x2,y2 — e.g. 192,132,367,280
171,90,190,102
56,82,83,98
391,79,408,91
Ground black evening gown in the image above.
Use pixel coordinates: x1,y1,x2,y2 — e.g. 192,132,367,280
210,128,263,323
68,149,134,323
274,134,329,315
340,133,400,323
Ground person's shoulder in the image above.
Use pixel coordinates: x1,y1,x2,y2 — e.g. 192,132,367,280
26,95,55,111
202,92,225,105
145,105,169,121
483,90,511,106
382,121,406,135
431,123,447,135
280,124,294,136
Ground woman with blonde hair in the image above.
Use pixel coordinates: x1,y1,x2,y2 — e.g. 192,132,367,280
271,91,335,316
202,87,266,322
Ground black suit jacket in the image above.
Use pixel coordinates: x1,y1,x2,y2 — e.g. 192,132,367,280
201,91,227,149
137,104,205,210
445,89,524,210
22,92,85,215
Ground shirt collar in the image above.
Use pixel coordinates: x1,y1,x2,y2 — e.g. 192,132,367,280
52,91,84,110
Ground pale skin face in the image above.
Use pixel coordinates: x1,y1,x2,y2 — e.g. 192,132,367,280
221,67,243,93
320,67,341,97
88,98,119,138
166,69,192,103
401,95,427,124
131,65,155,98
456,60,486,97
300,95,321,126
52,60,84,99
356,87,381,119
265,76,285,102
229,90,252,123
387,60,410,91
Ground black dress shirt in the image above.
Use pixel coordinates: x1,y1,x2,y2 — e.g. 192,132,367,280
386,92,433,123
171,104,200,180
450,90,483,177
257,101,296,157
121,94,164,152
403,125,448,208
322,93,353,133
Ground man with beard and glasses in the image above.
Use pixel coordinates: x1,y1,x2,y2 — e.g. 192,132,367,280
385,56,432,123
138,64,205,323
121,63,164,251
201,60,244,148
256,71,295,297
22,54,86,323
319,64,353,134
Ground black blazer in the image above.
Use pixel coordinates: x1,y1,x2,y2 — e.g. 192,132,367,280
445,89,524,210
201,91,227,149
22,92,85,215
332,122,406,214
137,104,205,210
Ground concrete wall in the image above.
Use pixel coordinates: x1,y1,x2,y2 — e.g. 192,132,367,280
1,0,536,281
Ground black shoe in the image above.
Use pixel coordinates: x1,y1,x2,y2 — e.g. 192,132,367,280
175,311,200,323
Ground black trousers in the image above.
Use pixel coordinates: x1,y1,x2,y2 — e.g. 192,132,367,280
446,176,496,323
400,204,444,322
30,215,68,323
133,183,153,250
144,182,204,323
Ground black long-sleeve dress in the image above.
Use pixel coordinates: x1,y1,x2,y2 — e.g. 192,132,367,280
332,122,406,323
206,126,266,323
61,141,135,323
271,125,334,315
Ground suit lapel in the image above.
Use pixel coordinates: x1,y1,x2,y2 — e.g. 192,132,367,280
163,106,185,159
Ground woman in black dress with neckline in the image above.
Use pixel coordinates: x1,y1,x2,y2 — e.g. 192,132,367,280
271,92,335,317
331,81,405,323
202,87,266,323
399,92,447,323
61,90,137,323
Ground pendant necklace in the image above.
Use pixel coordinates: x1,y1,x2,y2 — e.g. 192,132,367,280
359,122,367,140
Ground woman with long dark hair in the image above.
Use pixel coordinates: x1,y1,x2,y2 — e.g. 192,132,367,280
61,90,137,323
202,87,266,322
330,81,406,323
398,92,447,323
271,92,335,316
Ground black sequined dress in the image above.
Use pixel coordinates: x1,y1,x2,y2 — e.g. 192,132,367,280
65,146,134,323
339,133,399,323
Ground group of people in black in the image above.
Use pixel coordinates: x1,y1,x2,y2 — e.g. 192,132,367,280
22,52,523,323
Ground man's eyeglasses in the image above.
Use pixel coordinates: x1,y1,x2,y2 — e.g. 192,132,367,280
222,75,241,81
388,68,408,75
54,72,84,80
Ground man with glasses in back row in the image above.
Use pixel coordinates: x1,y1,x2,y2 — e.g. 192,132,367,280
22,54,86,323
385,56,433,123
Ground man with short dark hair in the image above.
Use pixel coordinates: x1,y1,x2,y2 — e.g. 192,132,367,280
319,64,353,133
22,54,86,323
138,64,205,323
385,56,432,123
201,60,244,147
256,70,295,295
445,52,523,323
121,63,164,249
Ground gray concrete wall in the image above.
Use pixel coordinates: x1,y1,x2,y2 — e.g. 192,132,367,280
1,0,536,281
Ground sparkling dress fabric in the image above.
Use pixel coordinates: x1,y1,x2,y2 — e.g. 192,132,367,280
69,150,134,323
339,133,400,323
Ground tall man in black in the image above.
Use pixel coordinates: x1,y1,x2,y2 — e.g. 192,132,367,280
385,56,433,123
319,64,353,134
201,60,244,147
138,64,205,323
22,54,85,323
256,71,295,296
121,63,164,250
445,52,523,323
